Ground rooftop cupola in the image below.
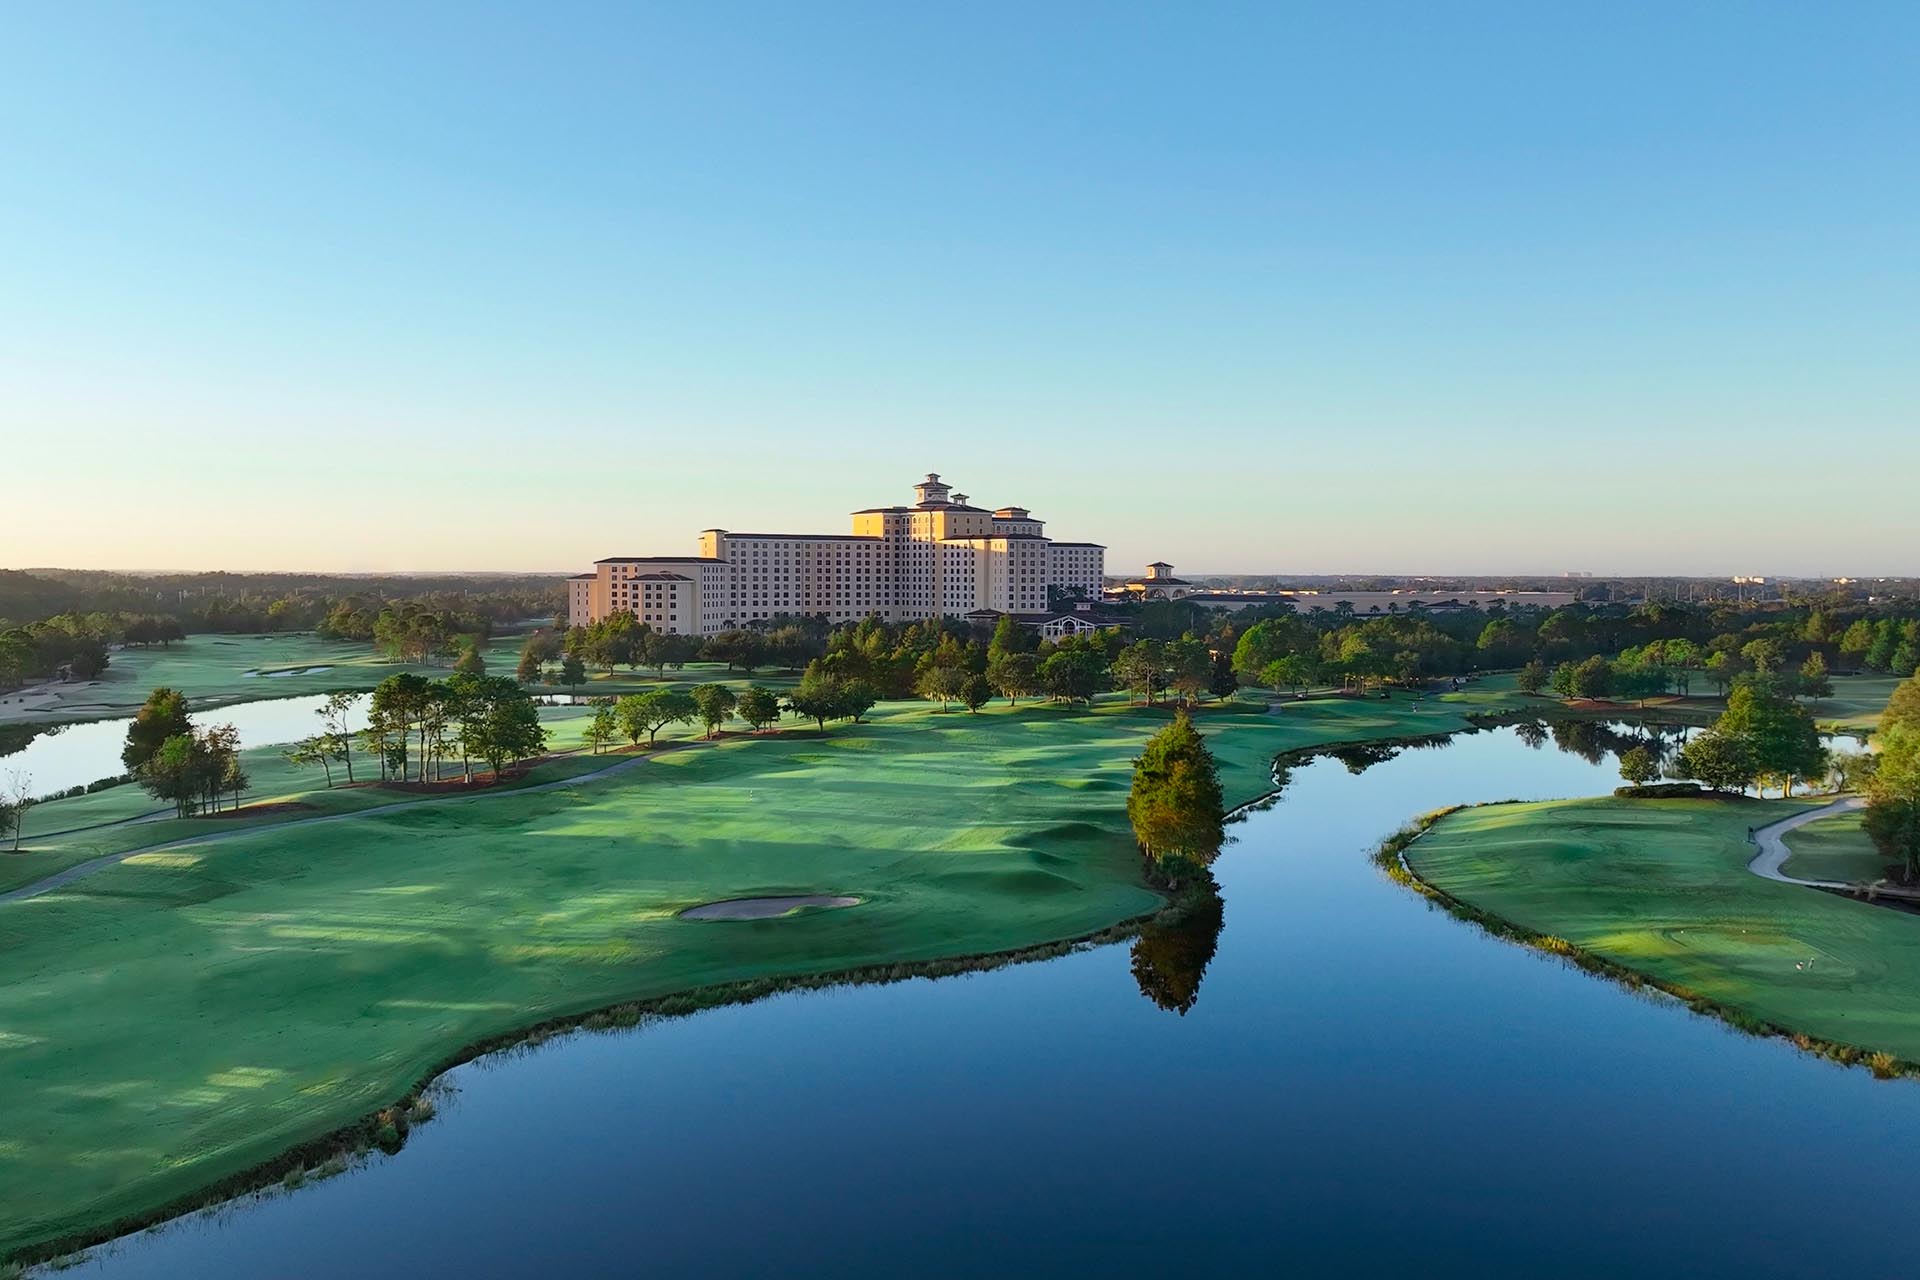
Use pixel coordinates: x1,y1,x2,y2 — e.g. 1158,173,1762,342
913,473,953,507
1145,561,1175,579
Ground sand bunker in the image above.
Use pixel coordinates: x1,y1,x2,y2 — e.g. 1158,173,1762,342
680,895,861,921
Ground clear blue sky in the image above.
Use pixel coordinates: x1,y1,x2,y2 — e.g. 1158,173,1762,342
3,2,1915,576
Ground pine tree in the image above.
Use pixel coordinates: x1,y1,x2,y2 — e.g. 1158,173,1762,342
1127,712,1226,877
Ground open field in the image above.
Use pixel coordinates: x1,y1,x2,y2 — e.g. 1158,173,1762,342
1812,675,1905,734
0,683,1540,1259
1409,796,1920,1062
0,634,518,726
1781,808,1888,884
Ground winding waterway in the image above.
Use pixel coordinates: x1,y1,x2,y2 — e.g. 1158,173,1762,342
61,724,1920,1277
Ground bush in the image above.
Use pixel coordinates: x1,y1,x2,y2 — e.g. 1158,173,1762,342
1612,782,1706,799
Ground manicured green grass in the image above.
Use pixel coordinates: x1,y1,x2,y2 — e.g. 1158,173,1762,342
0,634,522,726
1814,674,1905,734
0,683,1531,1258
1409,796,1920,1062
1781,809,1889,884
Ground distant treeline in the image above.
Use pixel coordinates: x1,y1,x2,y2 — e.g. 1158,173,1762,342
0,568,562,636
1227,597,1920,691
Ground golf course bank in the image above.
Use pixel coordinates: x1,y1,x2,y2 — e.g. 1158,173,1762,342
0,682,1539,1263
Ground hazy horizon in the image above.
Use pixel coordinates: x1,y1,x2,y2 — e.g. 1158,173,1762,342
5,5,1915,575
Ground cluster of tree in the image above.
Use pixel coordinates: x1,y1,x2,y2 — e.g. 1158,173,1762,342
2,568,559,637
1838,618,1920,675
1127,712,1227,886
556,615,708,678
0,616,114,689
121,688,249,817
1519,643,1838,706
1225,598,1920,694
318,603,495,665
1672,677,1828,797
1863,670,1920,880
294,673,548,786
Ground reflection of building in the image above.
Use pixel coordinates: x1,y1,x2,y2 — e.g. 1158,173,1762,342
569,473,1105,634
1113,561,1194,601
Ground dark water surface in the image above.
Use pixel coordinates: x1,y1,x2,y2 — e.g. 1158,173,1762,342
67,727,1918,1277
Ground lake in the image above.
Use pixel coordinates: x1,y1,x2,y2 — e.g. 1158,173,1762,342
61,721,1920,1277
2,695,372,798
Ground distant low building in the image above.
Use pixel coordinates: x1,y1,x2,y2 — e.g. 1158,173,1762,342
1112,561,1194,601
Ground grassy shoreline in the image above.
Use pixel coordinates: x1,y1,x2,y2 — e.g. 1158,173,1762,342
1397,796,1920,1079
1,681,1557,1263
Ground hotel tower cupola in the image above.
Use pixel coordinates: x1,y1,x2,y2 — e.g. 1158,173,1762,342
913,473,953,507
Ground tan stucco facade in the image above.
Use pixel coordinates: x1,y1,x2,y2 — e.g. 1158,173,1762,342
570,474,1105,633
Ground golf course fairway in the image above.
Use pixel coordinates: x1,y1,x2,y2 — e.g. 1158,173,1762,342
0,686,1526,1261
1408,796,1920,1063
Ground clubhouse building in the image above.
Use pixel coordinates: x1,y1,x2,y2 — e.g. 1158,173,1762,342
568,474,1106,635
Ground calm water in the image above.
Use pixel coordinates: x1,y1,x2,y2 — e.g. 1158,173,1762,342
65,725,1920,1277
2,695,371,797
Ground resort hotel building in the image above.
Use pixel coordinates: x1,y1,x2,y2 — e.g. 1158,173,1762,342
568,474,1106,635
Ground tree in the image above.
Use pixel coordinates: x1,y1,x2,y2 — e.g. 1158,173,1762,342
1675,731,1756,794
458,676,548,778
453,641,486,677
1550,655,1613,701
1797,651,1832,703
316,691,359,784
284,735,341,788
584,704,619,754
1112,639,1167,706
516,644,545,685
616,690,696,746
960,672,992,714
736,685,782,732
691,684,738,737
786,668,853,731
1618,745,1659,786
838,678,879,724
122,687,192,773
1515,659,1550,695
1164,637,1212,706
221,752,251,812
1262,654,1318,697
987,650,1040,706
559,655,587,696
1864,724,1920,880
1039,645,1107,705
915,663,966,710
1880,668,1920,735
1,769,33,852
135,736,206,817
1209,649,1239,702
1718,679,1826,796
1127,712,1225,880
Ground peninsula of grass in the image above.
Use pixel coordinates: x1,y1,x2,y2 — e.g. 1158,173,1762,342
1405,795,1920,1067
0,682,1541,1261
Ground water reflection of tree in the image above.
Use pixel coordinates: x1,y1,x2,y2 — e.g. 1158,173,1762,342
1328,743,1400,774
1512,720,1548,750
1131,877,1226,1016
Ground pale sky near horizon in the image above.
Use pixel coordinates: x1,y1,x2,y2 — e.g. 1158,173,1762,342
2,3,1916,578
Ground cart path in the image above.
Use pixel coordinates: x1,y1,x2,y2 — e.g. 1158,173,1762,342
1747,795,1865,888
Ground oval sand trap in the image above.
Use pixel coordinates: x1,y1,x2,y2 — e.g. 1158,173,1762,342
680,895,861,921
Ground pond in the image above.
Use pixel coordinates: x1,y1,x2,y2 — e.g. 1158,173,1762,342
0,695,370,798
62,723,1920,1277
